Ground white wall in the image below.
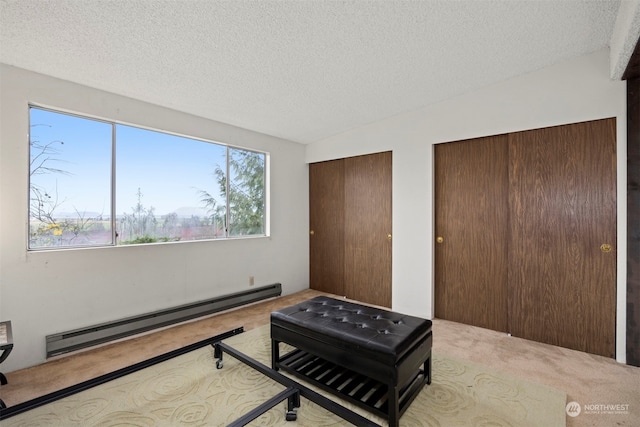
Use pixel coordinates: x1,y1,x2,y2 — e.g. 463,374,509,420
0,64,309,372
306,49,628,363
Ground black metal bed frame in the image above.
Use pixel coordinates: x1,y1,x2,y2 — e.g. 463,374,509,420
213,341,380,427
1,326,380,426
0,327,244,420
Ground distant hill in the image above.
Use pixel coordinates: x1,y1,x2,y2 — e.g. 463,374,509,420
54,207,210,219
168,206,210,217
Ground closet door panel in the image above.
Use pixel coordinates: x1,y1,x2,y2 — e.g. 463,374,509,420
434,135,509,332
508,118,617,357
309,160,345,295
344,151,392,308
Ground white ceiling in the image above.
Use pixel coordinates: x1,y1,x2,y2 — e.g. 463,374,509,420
0,0,627,144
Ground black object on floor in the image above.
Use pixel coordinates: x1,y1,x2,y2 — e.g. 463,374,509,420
271,296,432,427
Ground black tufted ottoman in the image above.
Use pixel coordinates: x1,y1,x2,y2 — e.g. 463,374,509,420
271,296,432,427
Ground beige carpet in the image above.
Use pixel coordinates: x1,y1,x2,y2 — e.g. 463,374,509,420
3,325,566,426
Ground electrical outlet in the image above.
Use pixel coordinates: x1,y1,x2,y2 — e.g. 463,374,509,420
249,276,255,286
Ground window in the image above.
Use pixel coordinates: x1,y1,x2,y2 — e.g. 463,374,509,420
28,106,267,250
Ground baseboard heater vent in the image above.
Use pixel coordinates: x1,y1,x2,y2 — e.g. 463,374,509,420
46,283,282,358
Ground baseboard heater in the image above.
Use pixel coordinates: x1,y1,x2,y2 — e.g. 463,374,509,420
46,283,282,358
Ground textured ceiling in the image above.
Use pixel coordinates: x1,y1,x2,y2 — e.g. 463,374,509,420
0,0,624,144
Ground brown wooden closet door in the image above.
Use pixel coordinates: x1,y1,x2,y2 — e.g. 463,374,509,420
434,135,510,332
508,118,617,357
309,159,345,295
344,152,393,308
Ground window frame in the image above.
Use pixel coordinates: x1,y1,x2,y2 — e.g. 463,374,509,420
27,104,270,251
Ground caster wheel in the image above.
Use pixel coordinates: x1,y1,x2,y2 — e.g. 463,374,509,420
285,410,297,421
216,360,223,369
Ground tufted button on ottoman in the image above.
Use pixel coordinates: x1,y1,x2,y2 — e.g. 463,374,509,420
271,296,432,427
